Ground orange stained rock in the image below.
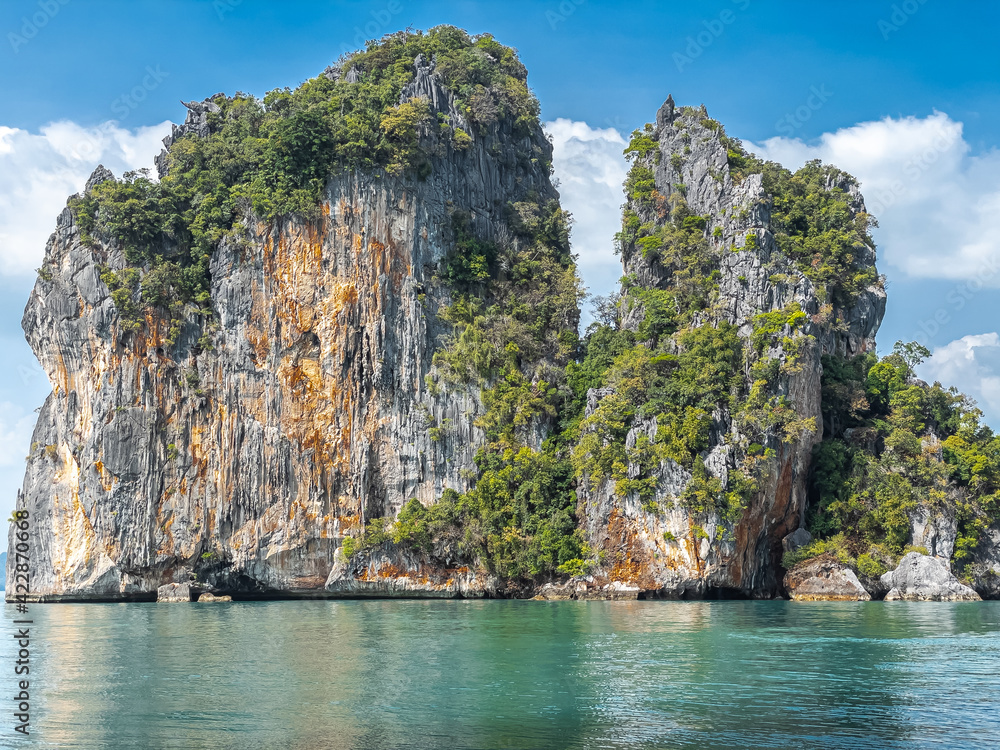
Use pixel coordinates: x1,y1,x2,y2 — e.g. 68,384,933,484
66,493,98,567
684,528,705,579
245,323,270,366
332,282,359,316
604,507,664,590
189,426,208,481
93,460,116,492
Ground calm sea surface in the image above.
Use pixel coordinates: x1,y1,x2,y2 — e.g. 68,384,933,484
1,600,998,749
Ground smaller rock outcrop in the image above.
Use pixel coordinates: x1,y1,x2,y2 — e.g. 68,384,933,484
782,528,812,553
197,593,232,602
533,578,640,601
968,526,1000,599
783,555,871,601
84,164,114,193
881,553,981,601
154,96,223,177
324,546,497,598
156,583,193,602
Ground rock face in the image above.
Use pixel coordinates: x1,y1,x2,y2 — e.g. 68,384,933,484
157,582,193,602
7,54,557,601
908,504,957,560
21,46,990,603
881,553,981,601
783,555,871,601
533,579,640,601
967,525,1000,599
578,103,885,599
782,528,812,553
325,546,496,598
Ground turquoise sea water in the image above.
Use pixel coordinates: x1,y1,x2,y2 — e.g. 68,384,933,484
1,600,998,749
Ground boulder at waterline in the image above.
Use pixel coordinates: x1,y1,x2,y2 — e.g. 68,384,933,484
783,554,871,601
197,593,232,602
881,552,981,602
157,582,193,602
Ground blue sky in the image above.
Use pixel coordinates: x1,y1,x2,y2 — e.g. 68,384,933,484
1,0,999,519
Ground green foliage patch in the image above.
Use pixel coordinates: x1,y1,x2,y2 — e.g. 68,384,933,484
722,132,879,305
809,341,1000,574
70,26,538,341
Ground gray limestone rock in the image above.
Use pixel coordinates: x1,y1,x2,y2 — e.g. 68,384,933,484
157,582,193,602
908,504,957,559
881,553,981,602
84,165,115,193
967,525,1000,599
154,96,223,177
783,528,812,553
579,99,885,599
783,555,871,601
8,55,558,602
325,544,497,598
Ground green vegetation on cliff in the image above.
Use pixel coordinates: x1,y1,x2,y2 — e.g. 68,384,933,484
70,26,538,340
564,123,823,537
796,341,1000,576
724,135,879,306
371,197,587,582
426,196,586,581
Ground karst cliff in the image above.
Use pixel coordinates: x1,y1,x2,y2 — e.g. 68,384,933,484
9,28,1000,602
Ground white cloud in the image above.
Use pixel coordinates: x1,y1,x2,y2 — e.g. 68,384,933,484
545,118,628,313
920,333,1000,426
749,112,1000,284
0,120,172,277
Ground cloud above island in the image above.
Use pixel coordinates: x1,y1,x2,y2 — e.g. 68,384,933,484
920,333,1000,425
544,118,628,314
0,120,171,277
748,112,1000,285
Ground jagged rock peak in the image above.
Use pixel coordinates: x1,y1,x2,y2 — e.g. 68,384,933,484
655,94,675,128
84,165,115,193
